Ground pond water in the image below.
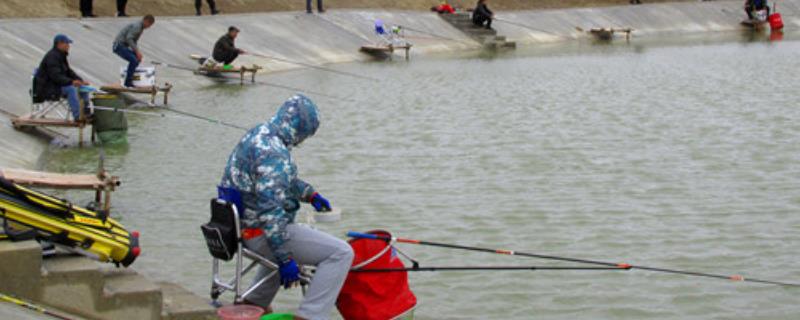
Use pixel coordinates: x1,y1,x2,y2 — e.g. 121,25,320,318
44,33,800,319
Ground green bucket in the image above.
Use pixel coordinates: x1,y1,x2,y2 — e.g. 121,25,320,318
260,313,294,320
91,94,128,144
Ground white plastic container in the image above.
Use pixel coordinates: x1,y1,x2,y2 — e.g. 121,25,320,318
119,66,156,87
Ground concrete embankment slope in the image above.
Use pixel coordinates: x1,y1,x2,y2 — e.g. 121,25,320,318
0,10,478,169
495,0,800,43
2,0,799,168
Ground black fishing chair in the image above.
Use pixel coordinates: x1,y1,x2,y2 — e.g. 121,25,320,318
201,199,310,305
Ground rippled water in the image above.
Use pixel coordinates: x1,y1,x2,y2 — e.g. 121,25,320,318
43,34,800,319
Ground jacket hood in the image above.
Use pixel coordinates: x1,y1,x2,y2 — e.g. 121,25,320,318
269,94,320,147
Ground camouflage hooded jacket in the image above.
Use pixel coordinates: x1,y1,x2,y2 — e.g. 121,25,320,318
220,94,320,263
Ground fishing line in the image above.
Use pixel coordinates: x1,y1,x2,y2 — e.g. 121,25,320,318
151,61,358,103
348,232,800,287
353,266,625,273
246,52,380,82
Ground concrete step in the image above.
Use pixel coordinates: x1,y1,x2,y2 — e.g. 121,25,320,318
99,270,163,320
157,282,217,320
0,241,43,298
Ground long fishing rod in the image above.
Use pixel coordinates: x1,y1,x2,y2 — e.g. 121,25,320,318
245,52,380,82
0,293,74,320
347,232,800,287
97,98,251,131
151,60,357,103
494,18,572,38
353,265,625,273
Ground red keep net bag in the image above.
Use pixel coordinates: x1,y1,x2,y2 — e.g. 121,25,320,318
337,230,417,320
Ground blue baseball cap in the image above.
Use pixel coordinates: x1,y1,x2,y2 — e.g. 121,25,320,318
53,34,73,44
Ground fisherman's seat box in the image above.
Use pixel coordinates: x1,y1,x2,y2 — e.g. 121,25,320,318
769,12,784,30
119,66,156,87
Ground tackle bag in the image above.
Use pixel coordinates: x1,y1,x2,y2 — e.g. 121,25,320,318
337,230,416,320
201,199,239,261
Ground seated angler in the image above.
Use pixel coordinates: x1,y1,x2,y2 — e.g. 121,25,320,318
744,0,770,20
218,94,354,320
34,34,90,121
472,0,494,30
213,26,246,68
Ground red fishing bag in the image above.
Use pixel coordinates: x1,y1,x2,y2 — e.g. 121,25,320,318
337,230,417,320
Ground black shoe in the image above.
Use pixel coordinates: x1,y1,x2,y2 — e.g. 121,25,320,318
318,9,325,13
82,14,97,18
307,11,313,14
117,12,128,17
196,11,202,16
211,10,220,15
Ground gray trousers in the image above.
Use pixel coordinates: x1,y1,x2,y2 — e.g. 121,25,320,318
243,224,353,320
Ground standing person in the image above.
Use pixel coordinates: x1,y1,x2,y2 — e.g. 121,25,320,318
196,0,220,15
472,0,494,30
33,34,91,121
117,0,128,17
218,94,353,320
213,26,245,66
113,15,155,88
306,0,324,14
80,0,96,17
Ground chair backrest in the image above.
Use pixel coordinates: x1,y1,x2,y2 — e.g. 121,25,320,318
201,199,240,261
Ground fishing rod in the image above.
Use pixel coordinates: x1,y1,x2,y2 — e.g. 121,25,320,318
245,52,380,82
353,265,625,273
151,61,358,103
347,231,800,287
396,24,477,46
0,293,74,320
494,18,572,38
96,98,250,132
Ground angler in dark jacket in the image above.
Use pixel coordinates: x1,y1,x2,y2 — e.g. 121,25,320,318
472,0,494,29
213,26,245,65
34,34,90,120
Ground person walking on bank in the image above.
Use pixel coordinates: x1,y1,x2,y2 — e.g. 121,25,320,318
80,0,96,17
113,15,155,88
34,35,91,121
117,0,129,17
196,0,220,15
218,94,353,320
213,26,245,66
472,0,494,30
307,0,324,14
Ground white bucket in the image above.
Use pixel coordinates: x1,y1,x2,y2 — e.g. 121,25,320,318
120,66,156,87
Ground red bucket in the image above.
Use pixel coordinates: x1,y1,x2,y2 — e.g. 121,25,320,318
769,13,784,30
337,230,417,320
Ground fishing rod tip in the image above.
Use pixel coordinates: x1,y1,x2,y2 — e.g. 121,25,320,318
617,263,632,269
730,275,745,282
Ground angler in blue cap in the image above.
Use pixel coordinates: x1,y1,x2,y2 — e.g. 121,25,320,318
219,94,353,319
33,34,90,121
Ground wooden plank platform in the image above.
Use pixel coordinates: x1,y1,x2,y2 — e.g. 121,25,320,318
0,168,118,190
189,54,263,85
100,83,173,106
11,115,86,128
1,168,120,212
360,44,412,60
589,28,633,41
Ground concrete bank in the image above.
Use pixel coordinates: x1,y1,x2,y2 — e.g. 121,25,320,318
494,0,800,43
0,9,479,169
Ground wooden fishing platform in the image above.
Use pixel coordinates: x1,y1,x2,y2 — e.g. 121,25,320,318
741,19,768,30
360,44,412,60
12,101,94,147
0,168,120,212
100,83,172,106
189,54,263,85
580,27,633,41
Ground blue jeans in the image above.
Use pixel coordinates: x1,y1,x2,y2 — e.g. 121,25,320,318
113,44,138,87
61,86,90,120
